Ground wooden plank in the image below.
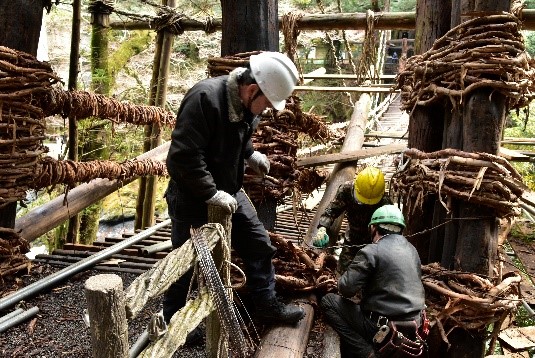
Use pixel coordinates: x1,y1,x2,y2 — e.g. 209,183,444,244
297,143,406,168
498,326,535,350
322,325,341,358
498,147,530,161
294,85,397,93
365,130,407,139
302,74,396,80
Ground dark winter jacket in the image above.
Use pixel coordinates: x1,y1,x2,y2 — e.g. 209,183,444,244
318,181,391,243
166,69,256,202
338,234,425,318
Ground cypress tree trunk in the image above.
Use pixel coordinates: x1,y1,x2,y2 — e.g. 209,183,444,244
0,1,45,229
405,0,451,260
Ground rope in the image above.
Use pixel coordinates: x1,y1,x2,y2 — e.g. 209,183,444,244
33,157,167,189
395,12,535,114
151,8,186,35
391,148,525,218
355,10,379,84
282,12,305,83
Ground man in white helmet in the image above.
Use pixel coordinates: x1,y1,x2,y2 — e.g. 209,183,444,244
163,52,304,342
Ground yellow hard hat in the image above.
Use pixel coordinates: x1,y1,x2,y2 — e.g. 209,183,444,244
353,167,385,205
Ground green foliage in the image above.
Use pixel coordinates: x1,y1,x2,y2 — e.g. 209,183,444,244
504,103,535,191
524,31,535,58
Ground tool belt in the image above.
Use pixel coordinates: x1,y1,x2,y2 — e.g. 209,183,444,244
372,310,430,358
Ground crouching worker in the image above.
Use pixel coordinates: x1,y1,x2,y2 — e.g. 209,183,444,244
321,205,428,358
313,167,391,274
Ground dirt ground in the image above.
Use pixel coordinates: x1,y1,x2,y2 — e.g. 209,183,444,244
0,263,326,357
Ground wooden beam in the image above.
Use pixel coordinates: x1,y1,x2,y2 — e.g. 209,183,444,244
302,74,396,80
294,86,397,93
110,11,415,32
297,143,406,168
109,10,535,32
498,147,530,161
499,326,535,351
303,93,370,245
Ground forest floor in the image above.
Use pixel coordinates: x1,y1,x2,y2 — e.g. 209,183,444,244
0,263,326,358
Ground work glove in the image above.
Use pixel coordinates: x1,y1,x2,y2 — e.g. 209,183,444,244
313,226,329,248
206,190,238,214
247,151,270,176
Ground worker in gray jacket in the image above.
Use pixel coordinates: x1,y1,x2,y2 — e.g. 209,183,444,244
321,205,425,358
163,52,305,342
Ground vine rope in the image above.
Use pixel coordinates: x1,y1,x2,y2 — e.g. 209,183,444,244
391,148,526,218
395,12,535,113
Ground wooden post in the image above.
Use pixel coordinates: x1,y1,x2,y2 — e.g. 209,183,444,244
205,205,232,358
141,0,176,229
66,0,82,244
304,92,371,245
85,274,129,358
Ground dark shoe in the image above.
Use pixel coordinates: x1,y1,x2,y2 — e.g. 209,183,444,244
255,296,305,324
185,326,204,346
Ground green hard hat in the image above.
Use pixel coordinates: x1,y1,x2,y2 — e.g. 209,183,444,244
369,205,406,228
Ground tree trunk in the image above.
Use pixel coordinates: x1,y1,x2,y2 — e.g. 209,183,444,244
405,0,451,260
220,0,278,56
0,1,45,229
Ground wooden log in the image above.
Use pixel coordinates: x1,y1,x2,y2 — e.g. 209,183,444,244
253,297,315,358
296,143,406,168
15,142,170,243
84,274,129,358
322,325,342,358
294,85,396,93
205,205,232,358
108,10,535,32
304,92,371,245
303,74,396,80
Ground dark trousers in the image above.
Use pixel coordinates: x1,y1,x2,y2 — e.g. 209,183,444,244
321,293,378,358
163,188,276,322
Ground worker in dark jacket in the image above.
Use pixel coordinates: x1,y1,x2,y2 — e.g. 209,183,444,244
321,205,425,358
163,52,305,339
313,167,391,273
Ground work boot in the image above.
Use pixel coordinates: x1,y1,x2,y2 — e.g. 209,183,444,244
254,296,305,324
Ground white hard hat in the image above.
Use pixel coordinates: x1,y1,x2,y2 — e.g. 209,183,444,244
249,52,299,111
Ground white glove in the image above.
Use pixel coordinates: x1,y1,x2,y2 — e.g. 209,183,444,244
206,190,238,214
247,151,270,176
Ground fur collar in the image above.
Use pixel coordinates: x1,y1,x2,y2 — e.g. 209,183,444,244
227,67,246,123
